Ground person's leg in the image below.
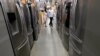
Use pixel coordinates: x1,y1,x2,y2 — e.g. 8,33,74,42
51,17,53,26
49,17,53,26
49,17,52,26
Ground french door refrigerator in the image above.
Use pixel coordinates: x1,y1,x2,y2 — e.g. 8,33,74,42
69,0,100,56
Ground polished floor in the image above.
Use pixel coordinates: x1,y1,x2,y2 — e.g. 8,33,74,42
30,26,69,56
30,10,68,56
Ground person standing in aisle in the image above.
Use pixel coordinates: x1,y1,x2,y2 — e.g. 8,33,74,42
47,7,54,27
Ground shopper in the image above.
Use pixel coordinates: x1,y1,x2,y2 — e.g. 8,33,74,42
47,8,54,27
44,10,47,27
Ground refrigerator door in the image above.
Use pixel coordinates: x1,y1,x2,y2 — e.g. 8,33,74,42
28,3,39,41
14,2,30,56
23,4,34,49
69,0,84,56
82,0,100,56
0,2,14,56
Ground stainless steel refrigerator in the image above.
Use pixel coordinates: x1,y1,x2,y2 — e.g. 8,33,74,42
0,2,14,56
69,0,100,56
5,1,31,56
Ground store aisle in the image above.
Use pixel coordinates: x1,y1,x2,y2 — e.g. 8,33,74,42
30,26,69,56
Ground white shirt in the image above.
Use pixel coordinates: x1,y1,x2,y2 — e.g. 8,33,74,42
47,9,54,17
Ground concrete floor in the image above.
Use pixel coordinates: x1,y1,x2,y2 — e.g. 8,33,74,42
30,26,69,56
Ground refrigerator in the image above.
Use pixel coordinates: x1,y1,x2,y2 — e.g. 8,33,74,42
5,1,31,56
0,2,14,56
69,0,100,56
22,2,34,49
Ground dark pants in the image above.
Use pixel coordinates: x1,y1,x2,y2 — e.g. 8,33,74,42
49,17,53,26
